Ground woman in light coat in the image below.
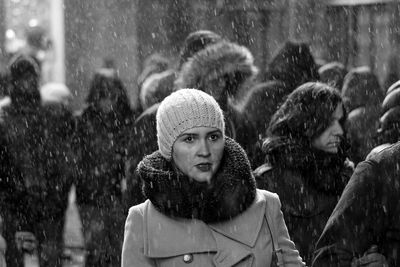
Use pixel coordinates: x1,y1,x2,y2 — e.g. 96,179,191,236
122,88,304,267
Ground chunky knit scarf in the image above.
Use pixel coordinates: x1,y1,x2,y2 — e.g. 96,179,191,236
137,137,257,223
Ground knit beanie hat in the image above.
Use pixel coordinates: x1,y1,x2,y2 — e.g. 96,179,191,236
156,88,225,160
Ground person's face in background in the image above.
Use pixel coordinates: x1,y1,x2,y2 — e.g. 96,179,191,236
172,126,225,184
312,103,344,153
98,91,118,114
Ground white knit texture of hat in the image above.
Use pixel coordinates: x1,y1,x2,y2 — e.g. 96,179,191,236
156,88,225,160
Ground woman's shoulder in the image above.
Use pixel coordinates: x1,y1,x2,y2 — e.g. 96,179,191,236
255,189,281,211
127,200,151,218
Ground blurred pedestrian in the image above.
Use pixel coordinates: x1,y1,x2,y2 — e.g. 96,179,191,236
0,54,74,266
73,67,136,266
122,88,305,266
254,82,354,264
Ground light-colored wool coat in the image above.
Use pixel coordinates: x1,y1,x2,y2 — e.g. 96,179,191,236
122,189,304,267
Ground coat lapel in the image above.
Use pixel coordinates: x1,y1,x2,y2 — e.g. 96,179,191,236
209,190,266,247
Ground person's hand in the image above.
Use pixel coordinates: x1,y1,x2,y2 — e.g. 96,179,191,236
15,231,37,253
351,245,388,267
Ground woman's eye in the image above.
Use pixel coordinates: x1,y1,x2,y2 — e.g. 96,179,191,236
184,136,194,143
209,134,220,141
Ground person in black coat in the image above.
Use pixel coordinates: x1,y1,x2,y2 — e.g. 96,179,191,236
0,54,75,266
73,67,136,266
312,141,400,266
255,82,354,264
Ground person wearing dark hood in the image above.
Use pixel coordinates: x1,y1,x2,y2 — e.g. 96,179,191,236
241,40,320,166
264,40,320,92
254,82,354,264
312,141,399,267
341,66,384,165
174,40,259,160
0,54,75,266
122,88,305,267
318,61,347,91
73,67,136,266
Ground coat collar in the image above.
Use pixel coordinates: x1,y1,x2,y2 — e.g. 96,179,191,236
143,190,266,258
143,200,217,258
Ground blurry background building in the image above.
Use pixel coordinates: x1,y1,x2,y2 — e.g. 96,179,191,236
0,0,398,111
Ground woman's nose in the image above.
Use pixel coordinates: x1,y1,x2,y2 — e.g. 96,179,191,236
197,139,211,157
334,122,344,136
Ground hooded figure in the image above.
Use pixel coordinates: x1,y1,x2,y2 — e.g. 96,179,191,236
254,82,354,264
318,61,347,91
174,40,259,157
341,66,384,164
264,40,320,93
0,54,74,266
73,68,136,266
122,88,305,267
137,53,170,90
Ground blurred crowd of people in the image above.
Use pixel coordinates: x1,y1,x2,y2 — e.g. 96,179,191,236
0,29,399,266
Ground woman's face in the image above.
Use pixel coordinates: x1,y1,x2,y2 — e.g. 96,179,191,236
312,103,344,153
172,126,225,184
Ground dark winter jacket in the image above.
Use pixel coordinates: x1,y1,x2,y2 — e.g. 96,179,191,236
255,82,354,263
342,67,383,164
124,103,159,209
255,140,353,264
312,141,400,267
0,54,75,266
240,80,287,166
74,70,136,206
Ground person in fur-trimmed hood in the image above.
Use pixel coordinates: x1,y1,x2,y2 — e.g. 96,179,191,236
122,88,304,267
174,40,259,161
254,82,354,264
139,30,223,111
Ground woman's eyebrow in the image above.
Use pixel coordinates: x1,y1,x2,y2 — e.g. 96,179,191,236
207,130,221,135
178,132,197,138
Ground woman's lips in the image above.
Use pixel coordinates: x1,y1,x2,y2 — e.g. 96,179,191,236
196,163,212,172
